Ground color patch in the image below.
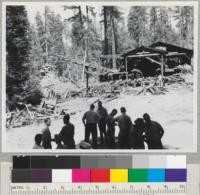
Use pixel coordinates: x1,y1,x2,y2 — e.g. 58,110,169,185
165,169,187,182
148,169,165,182
91,169,110,182
149,155,166,168
81,156,98,168
13,156,31,169
114,156,132,168
52,169,72,183
128,169,148,182
166,156,186,168
132,155,149,168
97,156,116,168
12,169,31,183
72,169,90,182
31,169,52,183
110,169,128,182
31,156,80,169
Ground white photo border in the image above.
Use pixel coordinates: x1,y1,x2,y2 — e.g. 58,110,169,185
1,1,198,153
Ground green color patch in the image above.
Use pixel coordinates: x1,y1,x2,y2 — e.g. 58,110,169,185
128,169,148,182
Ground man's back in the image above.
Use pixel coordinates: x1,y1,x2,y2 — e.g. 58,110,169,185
42,127,52,149
83,110,99,124
130,125,145,148
145,121,164,141
60,123,74,143
97,107,108,119
115,114,132,132
107,114,115,129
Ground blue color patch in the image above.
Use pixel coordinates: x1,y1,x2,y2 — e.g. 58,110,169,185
148,169,165,182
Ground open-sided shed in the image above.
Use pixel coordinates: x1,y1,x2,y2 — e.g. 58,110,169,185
122,42,193,78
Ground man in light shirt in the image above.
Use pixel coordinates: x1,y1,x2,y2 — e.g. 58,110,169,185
82,104,99,149
115,107,132,149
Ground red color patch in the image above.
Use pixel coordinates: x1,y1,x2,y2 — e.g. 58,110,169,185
91,169,110,182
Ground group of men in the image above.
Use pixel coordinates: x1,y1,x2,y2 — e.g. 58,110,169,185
33,100,165,150
82,101,164,149
33,114,75,149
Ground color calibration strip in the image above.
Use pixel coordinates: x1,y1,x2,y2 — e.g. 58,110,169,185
5,163,200,195
13,155,186,169
12,168,187,183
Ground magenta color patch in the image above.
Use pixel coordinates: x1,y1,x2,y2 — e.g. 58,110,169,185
72,169,91,182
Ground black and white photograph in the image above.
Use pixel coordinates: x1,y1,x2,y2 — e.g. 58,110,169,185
2,1,198,152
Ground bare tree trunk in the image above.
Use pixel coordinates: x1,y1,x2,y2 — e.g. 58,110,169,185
44,6,48,64
85,6,89,96
82,43,87,82
110,10,117,69
103,6,109,55
78,6,83,25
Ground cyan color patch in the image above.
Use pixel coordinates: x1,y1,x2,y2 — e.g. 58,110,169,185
148,169,165,182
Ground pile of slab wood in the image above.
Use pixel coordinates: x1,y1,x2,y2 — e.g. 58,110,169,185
137,83,167,95
164,74,185,84
6,103,58,128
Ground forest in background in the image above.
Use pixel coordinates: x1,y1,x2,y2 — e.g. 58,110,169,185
6,5,194,109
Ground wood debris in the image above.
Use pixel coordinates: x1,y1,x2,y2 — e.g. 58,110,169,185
7,103,59,128
164,74,185,84
137,83,167,95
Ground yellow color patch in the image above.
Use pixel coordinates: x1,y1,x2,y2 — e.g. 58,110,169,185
110,169,128,182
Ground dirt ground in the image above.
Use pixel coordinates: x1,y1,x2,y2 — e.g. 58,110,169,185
6,83,194,151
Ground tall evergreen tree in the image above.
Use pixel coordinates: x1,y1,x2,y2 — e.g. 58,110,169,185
6,6,31,98
149,7,157,42
64,6,101,60
128,7,147,47
155,7,169,42
174,6,193,48
102,6,109,55
46,9,65,76
100,6,123,69
35,12,46,57
34,8,66,76
148,7,179,45
29,25,44,73
64,5,85,52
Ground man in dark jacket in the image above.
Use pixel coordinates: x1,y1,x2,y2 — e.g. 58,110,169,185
59,114,75,149
42,118,52,149
115,107,132,149
130,118,145,149
97,101,108,145
143,113,164,149
106,109,118,148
